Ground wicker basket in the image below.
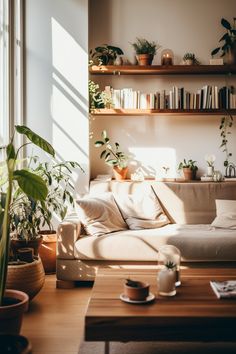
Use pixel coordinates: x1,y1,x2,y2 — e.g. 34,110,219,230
6,257,45,300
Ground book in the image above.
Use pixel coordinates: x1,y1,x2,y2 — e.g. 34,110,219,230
210,280,236,299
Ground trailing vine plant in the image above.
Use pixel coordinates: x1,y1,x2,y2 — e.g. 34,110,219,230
219,113,235,177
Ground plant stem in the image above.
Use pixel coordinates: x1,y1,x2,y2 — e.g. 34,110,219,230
0,160,14,305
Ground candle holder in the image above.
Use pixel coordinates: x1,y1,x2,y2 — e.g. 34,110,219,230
158,244,181,286
161,49,174,66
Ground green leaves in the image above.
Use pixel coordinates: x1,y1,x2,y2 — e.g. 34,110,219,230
6,143,16,161
15,125,55,157
13,169,48,201
94,141,104,147
221,18,231,30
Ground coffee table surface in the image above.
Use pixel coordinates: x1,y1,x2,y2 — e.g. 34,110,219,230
85,267,236,342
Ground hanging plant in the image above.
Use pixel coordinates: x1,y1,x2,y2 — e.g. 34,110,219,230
219,113,236,177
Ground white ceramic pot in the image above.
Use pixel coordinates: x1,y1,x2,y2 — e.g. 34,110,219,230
157,268,176,296
207,166,214,177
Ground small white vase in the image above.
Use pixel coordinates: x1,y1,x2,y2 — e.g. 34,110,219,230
157,268,176,296
207,166,214,177
114,56,123,66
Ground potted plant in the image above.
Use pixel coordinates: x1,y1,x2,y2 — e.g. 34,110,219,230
204,154,216,177
211,17,236,64
94,130,129,180
131,37,160,66
157,261,176,296
182,53,200,65
0,125,54,333
219,113,236,177
90,44,124,65
178,159,198,180
124,278,150,301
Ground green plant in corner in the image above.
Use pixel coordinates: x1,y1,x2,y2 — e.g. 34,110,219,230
211,17,236,57
0,125,54,305
89,80,105,110
94,130,128,169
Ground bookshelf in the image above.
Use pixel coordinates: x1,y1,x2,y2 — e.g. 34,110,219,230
89,65,236,116
90,65,236,76
91,109,236,116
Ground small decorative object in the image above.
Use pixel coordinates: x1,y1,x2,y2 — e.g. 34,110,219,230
182,52,200,65
131,37,160,66
0,334,32,354
209,58,224,65
204,154,216,177
211,18,236,65
94,130,129,180
213,170,223,182
178,159,198,180
131,168,145,182
114,55,123,66
90,44,124,65
161,49,174,65
219,113,236,177
124,278,150,301
157,261,177,296
158,244,181,287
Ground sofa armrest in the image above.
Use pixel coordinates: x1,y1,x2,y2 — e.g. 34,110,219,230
57,214,82,260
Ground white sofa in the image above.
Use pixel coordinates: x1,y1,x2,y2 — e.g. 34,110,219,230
56,181,236,283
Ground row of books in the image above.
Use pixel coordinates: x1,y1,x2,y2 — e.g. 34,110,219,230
108,86,236,110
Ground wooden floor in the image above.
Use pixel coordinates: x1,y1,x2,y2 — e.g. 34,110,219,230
22,275,93,354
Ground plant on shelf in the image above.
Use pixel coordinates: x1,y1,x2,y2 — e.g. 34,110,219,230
182,53,200,65
204,154,216,177
0,125,54,333
89,80,105,110
131,37,160,66
211,17,236,64
219,113,236,177
178,159,198,180
94,130,129,180
89,44,124,65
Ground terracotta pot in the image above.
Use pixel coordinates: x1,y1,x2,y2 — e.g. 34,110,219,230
0,334,32,354
0,289,29,334
11,236,43,257
7,257,45,300
39,230,57,274
124,281,149,301
183,168,193,181
113,166,128,181
136,54,154,66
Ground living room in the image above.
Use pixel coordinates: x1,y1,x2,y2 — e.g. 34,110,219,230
1,0,236,353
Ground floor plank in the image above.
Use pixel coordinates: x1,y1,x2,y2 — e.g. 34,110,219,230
22,275,92,354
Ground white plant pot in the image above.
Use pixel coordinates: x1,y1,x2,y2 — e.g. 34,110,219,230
157,268,176,296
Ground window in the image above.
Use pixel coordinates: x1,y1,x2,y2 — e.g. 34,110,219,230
0,0,23,154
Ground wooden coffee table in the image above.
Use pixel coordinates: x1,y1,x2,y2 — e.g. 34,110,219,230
85,267,236,354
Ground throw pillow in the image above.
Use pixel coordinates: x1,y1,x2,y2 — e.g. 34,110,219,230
76,193,127,237
114,186,170,230
211,199,236,229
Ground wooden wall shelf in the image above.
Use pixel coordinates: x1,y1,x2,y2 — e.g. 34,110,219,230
91,109,236,116
90,65,236,76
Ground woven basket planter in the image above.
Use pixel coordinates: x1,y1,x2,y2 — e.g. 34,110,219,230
6,257,45,301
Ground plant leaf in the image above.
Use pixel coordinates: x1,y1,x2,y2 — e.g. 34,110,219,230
211,47,220,56
13,169,48,201
6,143,16,160
100,150,107,159
221,18,231,30
15,125,55,157
94,141,104,147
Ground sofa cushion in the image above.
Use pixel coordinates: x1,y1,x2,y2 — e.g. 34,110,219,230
211,199,236,229
74,224,236,262
76,193,127,237
114,186,170,230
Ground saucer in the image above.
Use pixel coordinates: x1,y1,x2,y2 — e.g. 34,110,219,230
120,292,155,304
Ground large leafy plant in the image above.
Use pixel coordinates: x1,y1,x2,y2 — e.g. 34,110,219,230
211,18,236,57
0,125,54,305
94,130,128,169
90,44,124,65
219,113,235,168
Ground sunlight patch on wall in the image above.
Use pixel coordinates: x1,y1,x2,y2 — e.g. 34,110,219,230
129,147,177,179
51,18,88,99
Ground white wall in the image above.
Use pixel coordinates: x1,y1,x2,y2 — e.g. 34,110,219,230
89,0,236,179
25,0,89,195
